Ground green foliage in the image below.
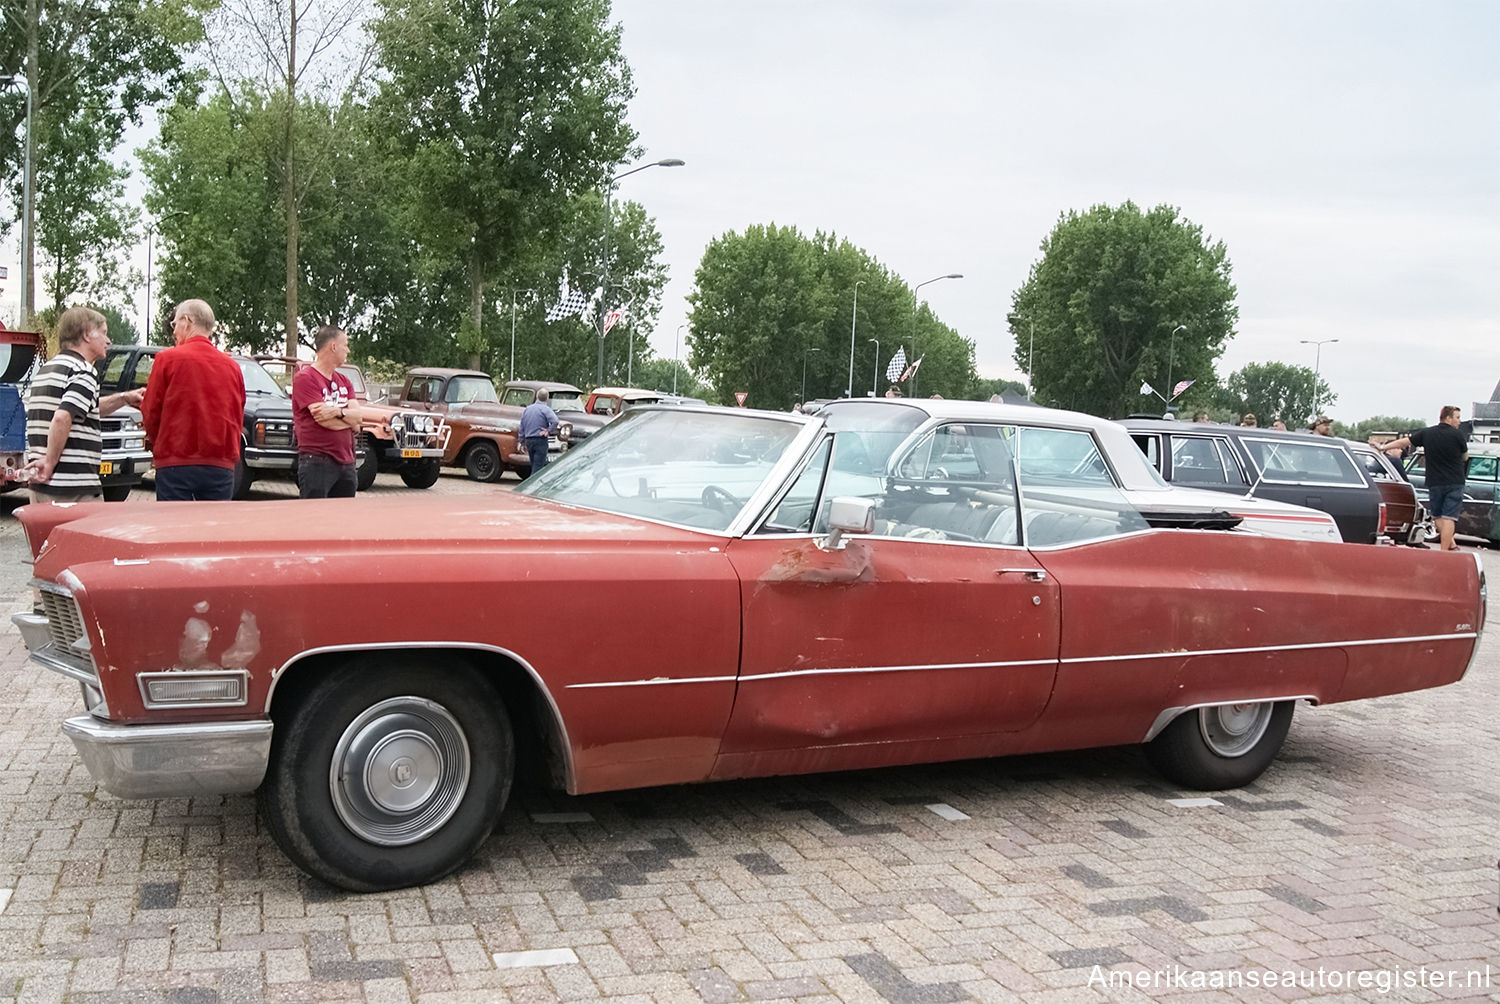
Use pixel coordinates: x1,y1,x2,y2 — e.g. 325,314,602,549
369,0,637,366
1010,201,1238,418
687,226,978,409
1,0,209,312
630,355,711,399
1215,361,1334,428
1344,415,1426,442
973,377,1028,401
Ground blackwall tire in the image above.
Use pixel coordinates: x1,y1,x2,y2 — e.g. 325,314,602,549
1144,700,1294,791
258,658,513,892
355,437,379,491
464,442,502,483
400,459,441,489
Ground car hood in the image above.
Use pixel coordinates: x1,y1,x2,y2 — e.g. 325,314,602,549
24,494,703,575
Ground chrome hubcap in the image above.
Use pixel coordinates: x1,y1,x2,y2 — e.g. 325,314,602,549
1198,702,1272,757
330,697,470,846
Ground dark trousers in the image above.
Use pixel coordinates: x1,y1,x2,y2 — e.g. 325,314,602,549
297,453,357,498
524,435,549,476
156,465,235,501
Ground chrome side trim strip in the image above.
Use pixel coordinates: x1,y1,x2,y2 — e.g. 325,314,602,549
1060,631,1477,665
566,675,738,689
1143,696,1317,742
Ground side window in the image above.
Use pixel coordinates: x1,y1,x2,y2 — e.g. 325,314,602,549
1131,433,1161,472
882,424,1019,544
1171,436,1234,485
98,351,131,388
1013,426,1149,546
1247,439,1365,486
131,353,154,389
758,439,832,534
1469,456,1498,481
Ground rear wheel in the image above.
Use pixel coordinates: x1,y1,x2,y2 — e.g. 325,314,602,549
259,658,513,892
464,441,502,482
400,459,441,489
1144,700,1294,790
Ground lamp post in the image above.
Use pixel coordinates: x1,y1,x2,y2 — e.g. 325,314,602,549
674,324,685,394
1300,338,1339,416
508,287,537,382
1007,312,1037,400
846,279,865,397
801,346,821,406
910,273,962,396
143,210,190,342
598,157,684,385
0,74,34,324
1166,324,1187,408
867,338,880,397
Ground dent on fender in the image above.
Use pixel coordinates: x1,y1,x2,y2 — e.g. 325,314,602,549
757,540,878,588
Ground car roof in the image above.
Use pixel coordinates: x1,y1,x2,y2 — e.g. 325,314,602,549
408,367,490,379
590,386,662,400
508,379,584,392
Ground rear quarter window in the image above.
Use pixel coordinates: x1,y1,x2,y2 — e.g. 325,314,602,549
1242,438,1366,487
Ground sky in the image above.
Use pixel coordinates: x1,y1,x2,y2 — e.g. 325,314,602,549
605,0,1499,423
2,1,1496,424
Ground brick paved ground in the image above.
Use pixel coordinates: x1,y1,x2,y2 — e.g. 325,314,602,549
0,482,1493,1002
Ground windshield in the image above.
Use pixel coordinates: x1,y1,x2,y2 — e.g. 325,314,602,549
238,358,287,397
549,390,586,412
516,408,804,532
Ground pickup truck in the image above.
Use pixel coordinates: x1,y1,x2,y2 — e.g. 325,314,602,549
574,386,707,445
254,356,448,490
390,370,573,481
97,344,289,500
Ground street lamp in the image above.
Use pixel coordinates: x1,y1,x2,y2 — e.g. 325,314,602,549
846,279,865,397
1300,338,1339,416
0,74,34,324
867,337,880,397
674,324,686,394
1007,312,1036,400
508,287,537,383
801,346,821,405
910,273,962,396
143,210,190,342
598,157,684,385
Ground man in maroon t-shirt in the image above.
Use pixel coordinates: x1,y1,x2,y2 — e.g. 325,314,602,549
291,325,362,498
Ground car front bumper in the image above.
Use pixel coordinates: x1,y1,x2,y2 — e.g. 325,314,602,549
61,715,272,799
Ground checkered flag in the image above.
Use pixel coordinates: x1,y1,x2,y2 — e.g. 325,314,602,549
886,346,907,382
545,286,589,322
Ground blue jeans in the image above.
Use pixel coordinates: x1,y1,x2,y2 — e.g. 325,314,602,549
155,465,235,501
1426,483,1463,520
524,436,549,477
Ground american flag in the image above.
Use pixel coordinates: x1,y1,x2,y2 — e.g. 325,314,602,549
885,346,907,382
602,298,633,335
545,286,590,322
900,355,924,382
1172,379,1194,397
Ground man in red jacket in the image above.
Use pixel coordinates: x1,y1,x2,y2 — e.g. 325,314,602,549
142,299,247,500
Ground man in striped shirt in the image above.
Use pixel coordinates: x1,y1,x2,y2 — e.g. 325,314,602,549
25,306,144,502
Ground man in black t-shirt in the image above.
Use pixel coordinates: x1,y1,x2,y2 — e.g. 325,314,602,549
1383,405,1468,551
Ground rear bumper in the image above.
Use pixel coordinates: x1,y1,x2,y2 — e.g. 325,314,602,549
61,715,272,799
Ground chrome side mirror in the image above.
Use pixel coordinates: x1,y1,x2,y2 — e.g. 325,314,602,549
819,496,875,551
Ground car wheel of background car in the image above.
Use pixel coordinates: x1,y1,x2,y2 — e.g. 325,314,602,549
463,441,502,482
399,459,441,489
1143,699,1294,790
232,452,254,500
258,658,514,892
101,485,131,502
355,436,379,492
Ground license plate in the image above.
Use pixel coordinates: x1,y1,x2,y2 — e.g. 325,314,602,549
400,449,421,458
98,461,113,475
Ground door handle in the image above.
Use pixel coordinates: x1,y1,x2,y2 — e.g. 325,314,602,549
998,568,1047,582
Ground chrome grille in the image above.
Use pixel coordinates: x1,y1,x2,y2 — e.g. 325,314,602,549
38,585,96,678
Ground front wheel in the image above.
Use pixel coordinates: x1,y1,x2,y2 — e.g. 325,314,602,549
355,435,380,491
400,459,441,489
464,441,502,483
259,658,514,891
1144,700,1294,790
232,452,253,500
102,484,132,502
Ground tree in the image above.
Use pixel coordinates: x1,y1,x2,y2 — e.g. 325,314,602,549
688,225,978,408
369,0,636,370
1345,415,1427,442
205,0,375,354
1009,201,1237,418
1216,361,1334,428
1,0,209,321
973,377,1028,401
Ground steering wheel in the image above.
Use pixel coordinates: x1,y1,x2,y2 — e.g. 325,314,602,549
702,484,739,512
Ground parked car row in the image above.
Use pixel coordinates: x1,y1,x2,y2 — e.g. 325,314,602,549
1404,441,1500,546
12,396,1486,892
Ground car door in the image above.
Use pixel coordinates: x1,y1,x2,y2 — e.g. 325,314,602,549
718,420,1062,772
1460,454,1499,542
